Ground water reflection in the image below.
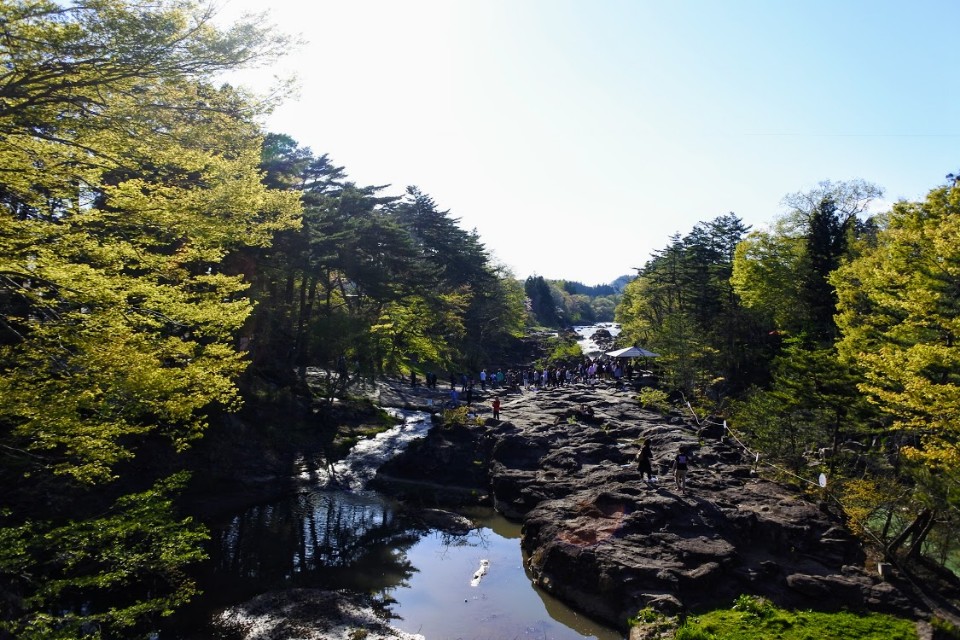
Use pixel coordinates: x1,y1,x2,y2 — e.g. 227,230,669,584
162,490,414,637
211,490,412,587
166,490,621,639
389,507,623,640
163,406,622,639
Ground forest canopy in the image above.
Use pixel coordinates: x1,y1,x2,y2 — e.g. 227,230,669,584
0,3,529,635
0,1,298,636
615,179,960,577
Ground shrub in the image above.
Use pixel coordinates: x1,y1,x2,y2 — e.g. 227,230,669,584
442,405,469,427
732,594,774,618
548,340,583,362
932,616,960,640
628,607,661,625
637,387,671,412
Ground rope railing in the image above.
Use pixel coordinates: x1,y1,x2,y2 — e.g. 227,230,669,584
680,394,824,490
679,395,960,621
677,397,948,575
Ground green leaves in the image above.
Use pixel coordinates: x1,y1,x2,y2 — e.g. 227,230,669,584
617,214,755,398
1,0,300,482
1,0,299,634
1,473,208,639
245,139,527,377
732,180,882,344
834,185,960,471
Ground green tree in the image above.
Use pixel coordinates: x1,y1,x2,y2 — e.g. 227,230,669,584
833,182,960,551
393,186,487,286
0,1,298,636
730,220,805,332
727,180,883,458
462,263,527,365
371,291,468,372
725,181,888,506
244,151,527,387
525,275,561,327
731,340,874,472
590,295,617,322
392,186,524,368
732,180,882,343
801,196,846,342
616,214,756,399
303,184,424,382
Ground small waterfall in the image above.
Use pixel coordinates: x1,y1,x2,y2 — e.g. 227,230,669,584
572,322,621,357
315,409,433,490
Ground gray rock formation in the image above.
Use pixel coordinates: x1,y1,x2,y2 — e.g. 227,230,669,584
216,588,424,640
374,381,919,632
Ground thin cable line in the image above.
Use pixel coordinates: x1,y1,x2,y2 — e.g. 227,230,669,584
742,133,960,138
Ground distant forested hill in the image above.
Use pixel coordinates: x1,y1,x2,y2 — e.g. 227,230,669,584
524,275,632,327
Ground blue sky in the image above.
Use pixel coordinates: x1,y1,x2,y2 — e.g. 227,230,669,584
218,0,959,285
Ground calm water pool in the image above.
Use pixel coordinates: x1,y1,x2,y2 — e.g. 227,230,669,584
163,490,622,639
161,407,623,639
387,506,622,640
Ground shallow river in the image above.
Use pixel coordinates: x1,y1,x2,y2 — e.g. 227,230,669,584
162,409,623,639
572,323,621,357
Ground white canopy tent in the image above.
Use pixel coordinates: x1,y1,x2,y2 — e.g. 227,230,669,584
606,346,660,358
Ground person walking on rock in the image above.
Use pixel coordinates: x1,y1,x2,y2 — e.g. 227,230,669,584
672,446,689,494
636,439,655,483
492,396,501,421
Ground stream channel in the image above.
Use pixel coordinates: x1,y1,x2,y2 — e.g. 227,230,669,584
162,406,623,639
572,323,620,358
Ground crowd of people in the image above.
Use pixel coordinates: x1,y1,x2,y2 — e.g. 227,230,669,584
414,358,648,397
405,357,656,429
405,359,691,494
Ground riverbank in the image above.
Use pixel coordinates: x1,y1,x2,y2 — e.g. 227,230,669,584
371,378,941,635
175,384,625,640
177,371,956,639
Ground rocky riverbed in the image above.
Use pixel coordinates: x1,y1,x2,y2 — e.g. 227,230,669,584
208,374,950,639
371,379,924,634
215,589,426,640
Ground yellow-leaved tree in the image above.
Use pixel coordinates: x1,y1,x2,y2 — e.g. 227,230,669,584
0,1,300,637
833,182,960,558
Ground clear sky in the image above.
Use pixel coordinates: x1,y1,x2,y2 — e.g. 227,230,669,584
215,0,960,286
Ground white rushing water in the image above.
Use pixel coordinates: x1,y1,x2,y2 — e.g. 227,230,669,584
572,322,621,357
311,408,433,490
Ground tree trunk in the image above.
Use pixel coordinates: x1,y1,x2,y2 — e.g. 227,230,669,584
906,511,937,560
880,508,894,543
294,275,318,366
887,508,932,556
